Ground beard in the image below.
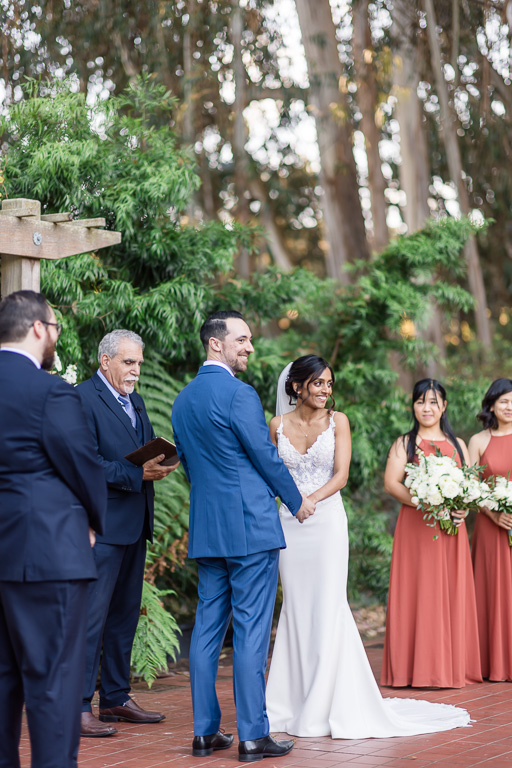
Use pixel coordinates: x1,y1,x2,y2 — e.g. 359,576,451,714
121,377,138,394
41,337,56,371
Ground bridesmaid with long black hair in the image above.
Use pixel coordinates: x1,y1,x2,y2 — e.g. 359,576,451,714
469,378,512,681
381,379,482,688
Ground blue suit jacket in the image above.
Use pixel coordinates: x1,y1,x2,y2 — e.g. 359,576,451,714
172,365,302,558
0,351,107,582
76,373,156,545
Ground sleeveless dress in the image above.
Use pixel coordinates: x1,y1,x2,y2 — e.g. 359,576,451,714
266,420,471,738
472,433,512,680
381,439,482,688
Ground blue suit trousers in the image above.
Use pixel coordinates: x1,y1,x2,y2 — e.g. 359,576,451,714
190,549,280,742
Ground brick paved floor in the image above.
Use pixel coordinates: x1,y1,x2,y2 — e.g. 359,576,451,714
18,643,512,768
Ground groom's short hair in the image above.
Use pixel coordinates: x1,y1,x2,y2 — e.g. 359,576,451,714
200,310,245,352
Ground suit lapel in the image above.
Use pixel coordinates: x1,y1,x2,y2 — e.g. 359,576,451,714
92,374,140,447
131,391,149,443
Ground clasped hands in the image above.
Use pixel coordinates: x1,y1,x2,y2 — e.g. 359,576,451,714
451,509,469,528
142,453,180,481
296,494,316,523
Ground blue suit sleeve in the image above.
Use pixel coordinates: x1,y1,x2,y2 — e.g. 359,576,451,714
172,423,190,482
229,385,302,515
42,380,107,535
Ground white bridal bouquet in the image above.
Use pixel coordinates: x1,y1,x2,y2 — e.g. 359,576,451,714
480,475,512,545
404,450,488,537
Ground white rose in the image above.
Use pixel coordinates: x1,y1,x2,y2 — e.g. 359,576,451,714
426,488,443,506
439,476,460,499
463,480,481,502
62,364,78,385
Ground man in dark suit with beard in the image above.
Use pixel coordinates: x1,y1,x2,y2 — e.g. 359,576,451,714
77,329,178,736
0,290,107,768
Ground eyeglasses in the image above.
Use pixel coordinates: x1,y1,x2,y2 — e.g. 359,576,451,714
41,321,63,336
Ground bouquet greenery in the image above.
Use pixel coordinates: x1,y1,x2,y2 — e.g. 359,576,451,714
405,450,488,538
480,475,512,546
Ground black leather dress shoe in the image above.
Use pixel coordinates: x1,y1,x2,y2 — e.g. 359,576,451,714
192,731,234,756
238,734,294,762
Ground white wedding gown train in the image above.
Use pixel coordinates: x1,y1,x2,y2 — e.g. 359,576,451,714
266,417,471,738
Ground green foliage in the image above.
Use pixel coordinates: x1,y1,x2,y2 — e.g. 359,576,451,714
1,77,245,375
131,581,181,687
137,358,199,622
345,498,394,604
1,79,485,617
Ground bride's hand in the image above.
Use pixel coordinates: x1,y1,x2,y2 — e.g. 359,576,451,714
296,495,315,523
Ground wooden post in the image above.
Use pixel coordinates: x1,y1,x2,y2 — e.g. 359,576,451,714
1,199,41,297
0,198,121,298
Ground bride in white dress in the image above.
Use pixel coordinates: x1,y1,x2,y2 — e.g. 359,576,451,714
265,355,471,739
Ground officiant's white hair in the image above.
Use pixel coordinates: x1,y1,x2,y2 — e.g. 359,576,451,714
98,329,144,362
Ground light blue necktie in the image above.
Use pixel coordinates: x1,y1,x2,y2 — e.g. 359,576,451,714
118,395,136,428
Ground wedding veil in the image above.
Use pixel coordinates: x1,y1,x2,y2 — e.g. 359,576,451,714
276,362,296,416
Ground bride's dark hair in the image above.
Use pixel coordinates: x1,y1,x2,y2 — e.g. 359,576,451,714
285,354,335,413
403,378,464,464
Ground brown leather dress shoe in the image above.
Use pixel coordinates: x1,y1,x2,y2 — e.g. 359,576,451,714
80,711,118,738
99,697,165,723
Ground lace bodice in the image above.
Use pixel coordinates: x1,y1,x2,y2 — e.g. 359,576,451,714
277,415,335,497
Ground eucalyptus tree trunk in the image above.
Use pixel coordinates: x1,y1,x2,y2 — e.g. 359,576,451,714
392,1,430,233
352,0,389,253
231,0,251,277
295,0,370,282
391,0,444,380
248,179,293,271
182,0,199,220
424,0,492,349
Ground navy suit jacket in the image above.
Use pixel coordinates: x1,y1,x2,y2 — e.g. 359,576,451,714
0,351,107,582
76,373,155,545
172,365,302,559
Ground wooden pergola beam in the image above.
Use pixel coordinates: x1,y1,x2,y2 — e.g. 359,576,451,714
0,214,120,259
0,198,122,298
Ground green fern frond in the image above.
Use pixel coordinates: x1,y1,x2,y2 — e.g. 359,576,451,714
131,581,181,687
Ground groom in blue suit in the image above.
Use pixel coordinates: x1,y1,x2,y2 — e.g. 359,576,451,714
172,310,315,762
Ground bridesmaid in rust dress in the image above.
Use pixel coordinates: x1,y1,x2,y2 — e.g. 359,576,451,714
469,378,512,681
381,379,482,688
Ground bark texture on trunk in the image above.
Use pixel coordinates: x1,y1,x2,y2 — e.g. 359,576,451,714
392,0,445,378
353,0,389,253
425,0,491,348
231,1,251,277
295,0,370,282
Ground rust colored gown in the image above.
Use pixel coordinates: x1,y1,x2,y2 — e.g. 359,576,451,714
381,438,482,688
472,433,512,681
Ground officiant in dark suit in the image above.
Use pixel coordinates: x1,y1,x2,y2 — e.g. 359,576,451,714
0,290,107,768
77,329,178,737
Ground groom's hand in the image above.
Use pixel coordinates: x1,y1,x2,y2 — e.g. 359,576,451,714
296,495,315,523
